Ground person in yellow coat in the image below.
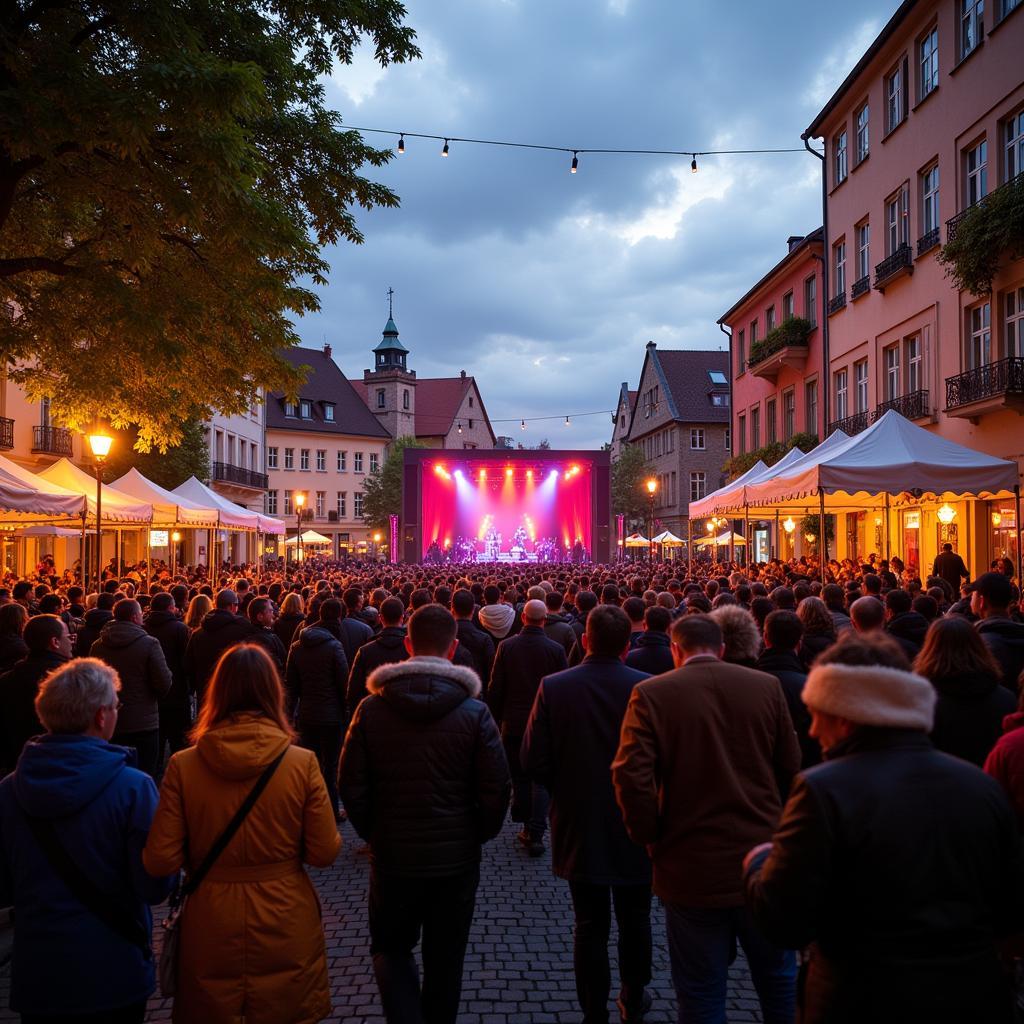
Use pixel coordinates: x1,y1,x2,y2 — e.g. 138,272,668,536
144,643,341,1023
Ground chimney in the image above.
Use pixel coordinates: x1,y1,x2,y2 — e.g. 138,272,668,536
460,369,467,379
646,340,656,350
787,235,804,253
323,342,332,359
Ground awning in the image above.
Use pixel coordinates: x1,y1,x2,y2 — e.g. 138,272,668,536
624,533,650,547
38,458,152,523
0,454,87,519
689,460,769,518
695,530,747,546
172,476,268,532
110,468,219,528
11,524,84,538
652,530,685,545
284,530,333,546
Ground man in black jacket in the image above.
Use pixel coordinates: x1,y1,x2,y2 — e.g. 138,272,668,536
883,589,929,659
488,599,569,855
246,596,287,675
184,589,253,704
522,605,652,1023
338,605,509,1024
347,597,409,716
744,633,1021,1023
543,590,577,657
972,571,1024,692
625,605,674,677
932,543,970,595
144,592,192,771
452,588,495,687
74,591,115,657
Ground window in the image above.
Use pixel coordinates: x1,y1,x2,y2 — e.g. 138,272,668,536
835,369,848,420
369,453,379,473
354,492,364,519
749,320,759,345
738,414,746,454
708,370,728,386
266,490,278,515
906,335,923,391
804,275,817,326
1001,0,1022,18
337,450,346,472
856,222,870,281
316,449,325,471
300,448,310,471
783,292,795,320
783,389,796,440
267,446,278,470
765,305,777,332
1006,111,1024,181
919,27,939,99
402,389,410,410
376,388,386,410
689,472,707,503
315,491,325,518
805,379,818,433
855,359,869,412
969,301,992,368
337,491,347,518
885,185,910,254
967,140,988,205
921,164,940,234
711,393,730,406
960,0,984,59
468,419,474,429
885,60,907,133
284,490,293,515
354,452,364,473
833,240,846,296
725,427,731,451
834,129,848,185
766,398,777,443
855,104,870,162
284,401,298,417
1006,287,1024,357
690,428,705,450
323,403,335,422
299,400,311,419
738,329,746,371
284,447,294,470
884,345,901,400
751,406,761,449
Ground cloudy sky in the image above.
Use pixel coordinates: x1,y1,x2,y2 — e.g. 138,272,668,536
299,0,893,448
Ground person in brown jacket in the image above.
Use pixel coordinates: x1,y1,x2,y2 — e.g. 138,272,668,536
143,643,341,1024
612,613,800,1024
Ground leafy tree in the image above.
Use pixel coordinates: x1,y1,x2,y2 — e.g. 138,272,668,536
723,431,819,480
98,417,210,490
361,436,424,534
0,1,419,450
611,443,652,529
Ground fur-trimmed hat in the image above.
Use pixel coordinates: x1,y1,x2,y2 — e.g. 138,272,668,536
802,662,936,730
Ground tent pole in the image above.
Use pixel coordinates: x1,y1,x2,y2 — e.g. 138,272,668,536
1015,484,1022,585
774,508,780,562
885,493,892,561
145,529,151,592
80,512,87,590
744,505,750,568
818,488,828,582
687,517,693,579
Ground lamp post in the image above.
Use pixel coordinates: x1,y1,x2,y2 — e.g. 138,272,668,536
294,492,306,565
171,530,181,578
87,429,112,594
373,531,382,562
646,478,657,562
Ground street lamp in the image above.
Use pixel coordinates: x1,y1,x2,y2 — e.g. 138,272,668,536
171,530,181,578
373,531,382,561
87,428,112,594
294,492,306,564
646,478,657,562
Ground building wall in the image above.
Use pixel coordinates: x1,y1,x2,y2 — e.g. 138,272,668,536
609,386,634,460
1,372,81,470
438,381,493,449
362,368,417,441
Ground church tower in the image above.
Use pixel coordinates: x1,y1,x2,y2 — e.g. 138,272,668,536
363,290,416,441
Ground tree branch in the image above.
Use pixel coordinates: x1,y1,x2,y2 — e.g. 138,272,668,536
0,256,80,278
69,12,116,48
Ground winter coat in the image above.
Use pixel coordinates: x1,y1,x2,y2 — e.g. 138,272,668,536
185,610,254,703
273,611,306,651
522,657,651,885
745,728,1021,1024
487,625,569,739
798,630,836,669
542,612,577,656
0,631,28,672
929,669,1016,767
338,657,510,879
337,614,373,668
0,734,172,1016
625,631,675,677
74,607,113,658
976,616,1024,693
456,617,497,685
286,626,349,726
143,714,340,1024
90,621,173,735
756,647,820,768
948,597,978,622
932,549,971,594
827,608,853,635
0,651,68,775
144,609,191,711
247,625,287,675
884,611,930,659
612,655,800,907
347,626,409,716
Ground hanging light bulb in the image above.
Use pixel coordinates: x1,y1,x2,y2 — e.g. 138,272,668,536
565,415,570,426
520,418,526,430
397,134,405,154
691,154,698,173
571,151,578,174
441,139,449,157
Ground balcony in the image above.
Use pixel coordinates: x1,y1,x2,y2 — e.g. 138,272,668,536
874,389,931,422
945,357,1024,419
746,317,812,382
916,227,940,256
873,245,913,291
827,411,870,436
827,291,847,315
212,462,269,490
31,425,73,456
947,172,1024,243
851,275,870,299
0,418,13,450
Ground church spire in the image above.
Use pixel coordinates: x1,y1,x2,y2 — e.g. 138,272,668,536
373,288,409,370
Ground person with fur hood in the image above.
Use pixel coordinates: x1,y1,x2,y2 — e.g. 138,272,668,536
338,604,510,1024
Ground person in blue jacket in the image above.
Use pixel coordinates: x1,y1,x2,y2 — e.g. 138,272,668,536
0,656,173,1023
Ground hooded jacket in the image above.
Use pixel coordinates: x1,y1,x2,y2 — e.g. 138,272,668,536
976,616,1024,692
478,602,516,642
543,612,577,656
185,609,254,702
625,631,675,677
346,625,409,715
273,611,306,651
74,607,113,658
143,609,191,709
0,734,172,1015
338,657,510,878
90,621,173,734
285,625,349,725
0,650,68,774
884,611,930,658
930,669,1016,767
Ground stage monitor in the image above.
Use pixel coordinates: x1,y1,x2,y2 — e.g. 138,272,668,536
402,448,611,564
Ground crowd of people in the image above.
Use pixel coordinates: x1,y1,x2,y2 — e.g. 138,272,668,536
0,549,1023,1023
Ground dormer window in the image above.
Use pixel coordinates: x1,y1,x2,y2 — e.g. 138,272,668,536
324,403,335,422
708,371,728,386
284,401,298,417
299,400,312,419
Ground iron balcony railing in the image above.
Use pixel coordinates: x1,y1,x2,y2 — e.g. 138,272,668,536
0,417,13,450
945,357,1024,409
827,411,870,436
212,462,269,490
947,172,1024,242
851,275,870,299
827,291,847,315
31,425,73,455
874,245,913,288
874,389,930,421
916,227,940,256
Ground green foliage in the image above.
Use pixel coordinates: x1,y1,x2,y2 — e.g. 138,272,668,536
0,1,420,450
938,175,1024,295
723,431,818,480
612,443,652,528
99,417,210,490
361,436,424,533
747,317,812,368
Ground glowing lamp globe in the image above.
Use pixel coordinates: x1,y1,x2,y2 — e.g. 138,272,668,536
936,504,956,525
87,431,113,460
783,517,796,534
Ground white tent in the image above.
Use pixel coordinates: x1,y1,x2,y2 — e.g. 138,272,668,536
0,453,88,519
652,530,685,545
284,530,333,546
37,458,152,523
689,460,768,519
173,476,285,534
11,524,83,538
695,530,746,546
110,468,219,528
624,533,650,547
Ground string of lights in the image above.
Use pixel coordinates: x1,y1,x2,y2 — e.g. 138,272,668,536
488,410,614,429
346,125,817,174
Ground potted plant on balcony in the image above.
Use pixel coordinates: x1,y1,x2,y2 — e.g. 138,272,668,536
747,317,813,368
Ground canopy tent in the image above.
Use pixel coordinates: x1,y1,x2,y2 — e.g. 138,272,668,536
652,530,685,545
284,530,333,546
38,458,152,523
172,476,273,532
11,524,83,538
695,531,747,546
110,468,219,528
688,459,769,519
0,456,86,519
624,533,650,547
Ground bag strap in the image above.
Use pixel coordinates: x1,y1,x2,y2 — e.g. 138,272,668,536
23,813,152,960
182,748,287,898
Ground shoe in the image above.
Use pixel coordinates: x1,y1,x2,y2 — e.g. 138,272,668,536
616,990,652,1023
528,840,545,858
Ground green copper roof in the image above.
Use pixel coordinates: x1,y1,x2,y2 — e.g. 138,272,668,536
374,317,408,352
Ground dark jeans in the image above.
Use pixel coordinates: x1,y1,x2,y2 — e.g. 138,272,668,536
300,720,343,812
369,865,480,1024
568,880,652,1023
22,1000,147,1023
111,728,160,779
664,903,796,1024
157,704,191,778
504,734,549,838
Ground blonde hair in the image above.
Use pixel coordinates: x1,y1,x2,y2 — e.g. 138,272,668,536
279,592,304,617
184,593,213,630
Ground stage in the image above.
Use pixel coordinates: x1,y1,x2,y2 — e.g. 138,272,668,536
402,449,612,564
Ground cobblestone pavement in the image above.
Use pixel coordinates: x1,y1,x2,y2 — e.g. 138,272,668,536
0,818,761,1023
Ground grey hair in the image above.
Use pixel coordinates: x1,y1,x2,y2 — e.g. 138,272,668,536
709,604,762,664
36,658,120,735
